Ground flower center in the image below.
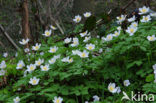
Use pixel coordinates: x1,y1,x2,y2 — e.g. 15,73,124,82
43,66,47,70
51,60,54,62
108,36,112,39
74,41,78,44
69,59,73,62
37,61,41,65
23,40,26,43
150,37,154,40
35,46,39,50
51,49,56,52
56,99,60,103
76,18,80,22
19,64,22,68
46,32,50,36
145,17,148,21
142,9,147,13
15,98,19,102
119,17,123,20
133,24,137,27
32,80,37,84
82,53,86,57
115,32,119,36
88,46,93,50
109,86,114,91
30,66,34,70
130,29,134,33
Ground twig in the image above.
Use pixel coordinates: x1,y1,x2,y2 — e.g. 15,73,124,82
6,20,19,31
47,0,65,35
145,0,151,7
0,40,8,52
0,24,20,50
55,9,112,42
54,19,107,43
55,21,65,35
96,9,112,24
121,0,137,13
55,0,71,17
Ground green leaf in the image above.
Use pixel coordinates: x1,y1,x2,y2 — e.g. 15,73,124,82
146,74,154,82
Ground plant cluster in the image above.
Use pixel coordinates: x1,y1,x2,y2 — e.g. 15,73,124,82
1,6,156,103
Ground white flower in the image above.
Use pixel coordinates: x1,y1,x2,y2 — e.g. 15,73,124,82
139,6,149,15
53,96,63,103
86,43,95,51
99,48,103,53
62,57,73,63
16,60,25,69
15,52,18,57
53,54,61,59
73,15,82,23
27,64,36,73
85,101,89,103
80,31,88,37
154,70,156,75
117,15,126,24
49,58,56,64
41,64,50,71
103,34,113,41
141,15,151,23
32,43,41,51
123,80,130,87
87,32,91,36
29,77,40,85
61,57,68,62
13,96,20,103
117,26,122,31
84,12,91,18
19,38,29,45
0,69,5,76
3,52,8,58
50,25,57,30
126,26,137,36
101,37,105,41
67,58,73,63
130,22,138,28
128,16,136,22
153,64,156,70
0,61,6,69
17,88,21,91
78,50,89,58
147,35,156,41
108,83,118,93
116,87,121,94
49,46,58,53
93,95,100,102
154,72,156,77
150,13,156,17
24,48,30,53
71,38,79,47
72,50,81,55
40,52,44,56
64,38,72,44
113,31,120,37
43,30,52,37
23,70,28,77
35,58,44,66
83,36,91,42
